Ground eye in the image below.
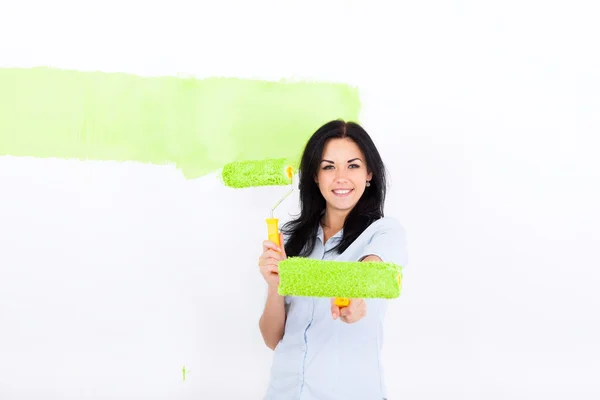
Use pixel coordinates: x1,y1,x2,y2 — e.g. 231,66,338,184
322,165,334,170
349,164,360,169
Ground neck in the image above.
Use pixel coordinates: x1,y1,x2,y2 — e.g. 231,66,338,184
321,208,348,234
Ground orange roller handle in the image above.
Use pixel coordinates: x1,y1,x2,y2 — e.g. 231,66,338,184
334,297,349,307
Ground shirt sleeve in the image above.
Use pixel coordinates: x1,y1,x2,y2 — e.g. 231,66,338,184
358,217,409,267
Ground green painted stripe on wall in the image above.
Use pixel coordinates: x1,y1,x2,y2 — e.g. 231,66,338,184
0,67,361,179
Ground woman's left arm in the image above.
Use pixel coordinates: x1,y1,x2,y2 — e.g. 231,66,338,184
333,218,408,323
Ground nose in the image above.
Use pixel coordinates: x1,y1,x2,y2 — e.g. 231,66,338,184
335,168,349,182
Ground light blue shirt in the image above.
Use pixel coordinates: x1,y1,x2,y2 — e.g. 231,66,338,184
264,217,408,400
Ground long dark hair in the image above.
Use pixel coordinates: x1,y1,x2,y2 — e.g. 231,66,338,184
281,119,388,257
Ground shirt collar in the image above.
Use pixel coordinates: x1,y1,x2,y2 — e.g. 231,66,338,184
317,223,344,244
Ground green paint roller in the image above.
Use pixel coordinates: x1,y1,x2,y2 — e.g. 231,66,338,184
220,157,295,248
277,257,403,300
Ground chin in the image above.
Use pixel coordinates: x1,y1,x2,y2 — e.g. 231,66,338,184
322,188,363,211
328,197,359,211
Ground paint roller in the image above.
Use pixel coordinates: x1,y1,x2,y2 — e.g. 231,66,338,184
220,157,294,248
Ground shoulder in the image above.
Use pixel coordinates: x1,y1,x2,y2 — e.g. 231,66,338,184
358,216,408,266
366,216,406,240
371,216,404,230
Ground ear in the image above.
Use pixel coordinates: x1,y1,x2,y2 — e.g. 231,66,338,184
367,171,373,181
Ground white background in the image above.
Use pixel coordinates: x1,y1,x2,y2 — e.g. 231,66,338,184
1,0,599,399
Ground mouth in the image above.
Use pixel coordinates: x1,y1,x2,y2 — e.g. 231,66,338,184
332,189,354,197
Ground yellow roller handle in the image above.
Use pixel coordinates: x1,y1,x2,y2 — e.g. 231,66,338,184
266,218,280,248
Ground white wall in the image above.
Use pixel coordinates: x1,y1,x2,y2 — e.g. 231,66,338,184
1,0,599,399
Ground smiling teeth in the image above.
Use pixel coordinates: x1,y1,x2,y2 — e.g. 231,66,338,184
334,190,351,194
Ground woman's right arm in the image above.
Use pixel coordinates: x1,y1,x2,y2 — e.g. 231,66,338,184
259,285,286,350
258,233,288,350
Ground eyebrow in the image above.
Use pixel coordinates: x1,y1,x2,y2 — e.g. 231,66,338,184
321,158,363,163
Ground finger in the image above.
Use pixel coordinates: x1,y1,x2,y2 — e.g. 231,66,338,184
341,311,359,323
330,299,340,319
340,299,354,317
258,255,279,265
258,256,280,267
259,264,279,274
259,249,283,261
268,249,284,260
258,256,280,266
347,298,362,313
340,306,351,318
340,314,351,323
343,302,367,322
340,299,362,318
263,240,278,251
278,232,287,258
262,240,282,253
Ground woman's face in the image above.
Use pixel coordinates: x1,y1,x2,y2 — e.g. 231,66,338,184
315,138,372,215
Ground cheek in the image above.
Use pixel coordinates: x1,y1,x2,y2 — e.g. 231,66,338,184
351,170,368,185
316,174,329,195
317,171,333,187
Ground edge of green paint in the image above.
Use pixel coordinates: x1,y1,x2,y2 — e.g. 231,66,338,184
0,67,361,179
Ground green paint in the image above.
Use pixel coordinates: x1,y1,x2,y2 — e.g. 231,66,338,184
182,365,186,381
0,67,361,179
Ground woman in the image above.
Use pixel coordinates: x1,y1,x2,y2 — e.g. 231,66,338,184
258,119,408,400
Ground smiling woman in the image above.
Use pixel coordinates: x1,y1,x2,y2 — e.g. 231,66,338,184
256,119,409,400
